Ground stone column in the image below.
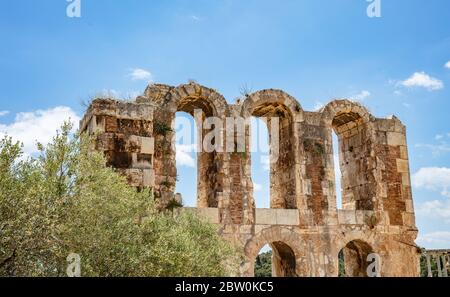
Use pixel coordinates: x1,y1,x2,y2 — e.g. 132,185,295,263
436,255,443,277
426,253,433,277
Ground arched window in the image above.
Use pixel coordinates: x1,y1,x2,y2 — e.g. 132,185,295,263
174,112,197,207
247,100,296,209
331,111,373,210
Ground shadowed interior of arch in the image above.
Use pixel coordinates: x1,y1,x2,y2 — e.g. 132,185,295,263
331,111,373,211
338,240,374,277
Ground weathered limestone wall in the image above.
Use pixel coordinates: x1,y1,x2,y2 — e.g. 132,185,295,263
80,82,420,277
80,99,155,189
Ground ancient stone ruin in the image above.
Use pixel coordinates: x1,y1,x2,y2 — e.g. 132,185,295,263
80,82,420,277
423,249,450,277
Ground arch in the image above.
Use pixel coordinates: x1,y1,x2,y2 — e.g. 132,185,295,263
241,89,303,120
241,90,303,210
320,99,372,127
321,99,376,211
151,83,229,209
244,227,301,276
337,239,376,277
167,83,229,117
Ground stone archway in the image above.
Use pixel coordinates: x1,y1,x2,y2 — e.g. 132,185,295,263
243,226,302,277
241,90,303,210
338,239,375,277
145,82,230,208
320,100,376,211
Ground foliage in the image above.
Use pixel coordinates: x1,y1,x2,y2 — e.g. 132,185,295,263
0,123,240,277
254,250,272,277
419,254,441,277
338,250,346,277
154,121,173,137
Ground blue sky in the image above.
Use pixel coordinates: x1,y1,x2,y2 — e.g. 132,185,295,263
1,0,450,249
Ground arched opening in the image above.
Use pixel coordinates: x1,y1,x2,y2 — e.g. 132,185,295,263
254,242,297,277
174,112,197,207
174,96,223,208
331,111,373,210
249,102,296,209
338,240,374,277
250,117,270,208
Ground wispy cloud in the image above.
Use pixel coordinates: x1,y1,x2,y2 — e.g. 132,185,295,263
253,183,262,192
0,110,9,117
0,107,80,157
399,72,444,91
190,15,201,22
417,231,450,248
415,133,450,156
415,143,450,156
176,144,196,168
445,61,450,69
412,167,450,198
128,68,153,81
394,90,403,96
313,101,324,111
416,200,450,224
261,155,270,171
350,90,371,102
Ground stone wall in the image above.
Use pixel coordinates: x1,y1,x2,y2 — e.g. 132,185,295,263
80,82,421,277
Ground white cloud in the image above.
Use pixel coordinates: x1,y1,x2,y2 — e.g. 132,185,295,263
417,231,450,248
394,90,403,96
176,144,196,168
190,15,201,21
313,102,324,111
402,102,411,108
261,155,270,171
350,90,371,102
416,199,450,223
412,167,450,198
0,107,80,157
445,61,450,69
128,68,153,81
254,183,262,192
399,72,444,91
435,134,444,141
415,143,450,156
0,110,9,117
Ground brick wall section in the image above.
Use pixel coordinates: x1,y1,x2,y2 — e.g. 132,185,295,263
373,117,414,227
80,99,155,188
